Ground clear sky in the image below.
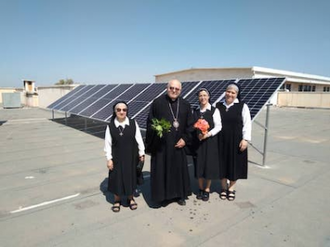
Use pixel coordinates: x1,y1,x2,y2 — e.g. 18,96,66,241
1,0,329,87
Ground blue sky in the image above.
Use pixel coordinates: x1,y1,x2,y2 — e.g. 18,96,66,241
1,0,329,87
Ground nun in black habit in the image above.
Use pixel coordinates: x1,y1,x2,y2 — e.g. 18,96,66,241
192,88,222,202
104,101,145,212
216,84,251,201
146,79,194,206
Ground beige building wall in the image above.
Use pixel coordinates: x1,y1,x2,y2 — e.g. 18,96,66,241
155,68,254,82
277,92,330,108
25,95,39,107
38,85,77,109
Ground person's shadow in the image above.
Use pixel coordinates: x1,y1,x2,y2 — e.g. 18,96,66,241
99,161,221,208
99,171,157,208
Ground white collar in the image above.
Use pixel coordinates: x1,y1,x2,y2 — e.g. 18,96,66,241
114,117,130,127
198,102,212,112
223,98,239,108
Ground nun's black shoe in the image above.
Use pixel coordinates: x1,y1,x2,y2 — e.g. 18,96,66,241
177,198,186,206
202,191,209,201
196,189,204,200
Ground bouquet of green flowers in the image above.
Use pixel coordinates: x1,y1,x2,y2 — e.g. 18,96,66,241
151,118,171,138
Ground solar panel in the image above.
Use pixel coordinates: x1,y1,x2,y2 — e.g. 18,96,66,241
47,85,86,109
237,77,285,120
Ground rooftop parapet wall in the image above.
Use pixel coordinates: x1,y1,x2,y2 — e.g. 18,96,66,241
277,92,330,108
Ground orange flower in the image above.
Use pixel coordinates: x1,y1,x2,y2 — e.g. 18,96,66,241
194,119,210,135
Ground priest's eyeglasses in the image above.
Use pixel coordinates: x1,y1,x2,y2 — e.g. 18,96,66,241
169,86,181,91
116,108,127,112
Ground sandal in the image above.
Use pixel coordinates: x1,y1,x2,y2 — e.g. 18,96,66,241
111,201,121,213
220,190,227,200
196,189,204,200
227,190,236,201
128,198,138,210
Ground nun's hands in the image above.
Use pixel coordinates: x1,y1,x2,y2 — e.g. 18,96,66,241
107,160,114,170
239,139,248,152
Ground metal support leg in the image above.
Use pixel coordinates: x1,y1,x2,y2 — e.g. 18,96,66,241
262,104,271,166
52,110,54,120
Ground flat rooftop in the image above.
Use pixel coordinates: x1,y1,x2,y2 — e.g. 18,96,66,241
0,106,329,247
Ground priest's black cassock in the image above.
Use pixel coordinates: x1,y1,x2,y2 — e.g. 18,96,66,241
146,94,194,202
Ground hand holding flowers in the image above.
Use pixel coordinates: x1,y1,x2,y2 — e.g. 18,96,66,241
194,118,210,140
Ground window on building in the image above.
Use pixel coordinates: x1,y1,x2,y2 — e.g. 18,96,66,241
324,86,330,92
298,85,316,92
286,84,291,91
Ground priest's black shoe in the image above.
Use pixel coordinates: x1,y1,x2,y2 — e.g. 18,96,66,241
177,198,186,206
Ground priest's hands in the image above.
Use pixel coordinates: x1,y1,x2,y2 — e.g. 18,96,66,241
107,160,114,170
175,138,186,148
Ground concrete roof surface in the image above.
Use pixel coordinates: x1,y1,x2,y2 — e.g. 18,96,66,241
0,107,329,247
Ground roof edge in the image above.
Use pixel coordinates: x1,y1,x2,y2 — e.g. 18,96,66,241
154,67,253,77
252,66,330,82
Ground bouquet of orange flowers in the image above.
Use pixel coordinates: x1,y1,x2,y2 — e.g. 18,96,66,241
194,118,210,135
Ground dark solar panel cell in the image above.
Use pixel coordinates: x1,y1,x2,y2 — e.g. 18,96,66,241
181,81,201,97
91,84,117,98
133,83,166,102
70,97,100,115
68,85,107,114
184,80,235,108
238,77,285,119
116,84,150,101
47,85,86,109
59,85,104,112
101,84,133,100
78,84,120,117
54,85,94,110
91,102,115,121
133,105,151,129
79,99,111,118
127,101,149,117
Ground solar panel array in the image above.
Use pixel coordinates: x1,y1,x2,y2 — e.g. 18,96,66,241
48,78,285,128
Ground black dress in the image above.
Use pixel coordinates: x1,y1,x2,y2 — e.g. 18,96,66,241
193,106,220,179
107,118,139,196
146,95,194,202
216,102,248,180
